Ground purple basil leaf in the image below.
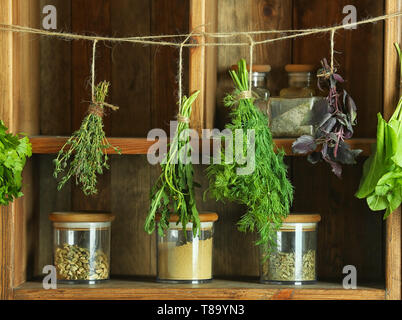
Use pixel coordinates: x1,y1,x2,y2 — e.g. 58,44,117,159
329,141,362,165
311,99,330,125
333,73,344,83
292,135,317,154
329,160,342,178
307,152,322,164
320,117,337,133
345,91,357,124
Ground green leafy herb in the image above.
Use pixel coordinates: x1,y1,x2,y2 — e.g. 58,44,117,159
144,91,201,237
356,43,402,219
53,81,120,196
0,120,32,206
205,59,294,253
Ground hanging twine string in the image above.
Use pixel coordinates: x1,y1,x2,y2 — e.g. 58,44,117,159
330,29,336,73
91,39,98,100
89,39,118,117
2,11,402,111
178,31,194,111
1,12,401,47
246,34,255,96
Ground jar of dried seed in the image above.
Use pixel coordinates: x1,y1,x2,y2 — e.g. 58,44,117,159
260,214,321,285
156,212,218,284
49,212,114,284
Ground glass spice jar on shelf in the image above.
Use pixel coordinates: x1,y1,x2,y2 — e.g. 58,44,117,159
231,64,271,114
156,212,218,284
280,64,316,98
49,212,114,284
260,214,321,285
269,64,324,138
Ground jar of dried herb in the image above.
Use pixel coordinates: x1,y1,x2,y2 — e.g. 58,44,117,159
260,214,321,285
156,212,218,284
269,65,323,138
49,212,114,284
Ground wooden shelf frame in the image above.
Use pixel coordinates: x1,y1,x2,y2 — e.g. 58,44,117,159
14,279,385,300
29,136,376,156
0,0,401,301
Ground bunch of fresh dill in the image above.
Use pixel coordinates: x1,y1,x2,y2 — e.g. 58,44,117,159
205,59,294,252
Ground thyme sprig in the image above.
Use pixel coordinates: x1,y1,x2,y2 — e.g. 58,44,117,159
145,91,201,237
53,81,120,195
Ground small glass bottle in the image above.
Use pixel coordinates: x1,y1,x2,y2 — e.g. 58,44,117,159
49,212,114,284
231,64,271,113
156,212,218,284
260,214,321,285
280,64,316,98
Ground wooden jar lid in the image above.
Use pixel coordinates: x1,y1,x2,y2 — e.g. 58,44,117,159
49,212,115,223
282,214,321,223
285,64,316,73
231,64,271,73
155,212,218,222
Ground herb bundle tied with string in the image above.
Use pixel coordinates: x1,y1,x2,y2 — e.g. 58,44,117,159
144,91,201,237
53,81,120,195
205,59,294,254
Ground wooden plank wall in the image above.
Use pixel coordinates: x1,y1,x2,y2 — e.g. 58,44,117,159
36,0,386,283
37,0,189,277
1,0,40,297
211,0,385,281
291,0,384,282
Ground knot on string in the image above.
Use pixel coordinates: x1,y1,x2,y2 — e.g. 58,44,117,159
88,102,105,118
177,114,190,124
237,91,254,100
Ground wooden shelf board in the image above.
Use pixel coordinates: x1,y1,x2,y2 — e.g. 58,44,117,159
14,279,385,300
30,136,375,156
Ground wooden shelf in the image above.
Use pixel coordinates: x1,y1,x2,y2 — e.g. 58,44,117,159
30,136,375,156
14,279,385,300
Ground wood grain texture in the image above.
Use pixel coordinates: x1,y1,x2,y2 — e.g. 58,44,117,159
10,0,40,291
37,155,71,277
111,0,151,137
13,279,385,300
189,0,218,133
384,0,402,301
0,0,15,300
71,0,112,212
216,0,292,129
39,0,71,136
110,156,158,276
30,136,375,156
291,0,386,284
151,0,189,133
293,0,384,138
292,158,384,282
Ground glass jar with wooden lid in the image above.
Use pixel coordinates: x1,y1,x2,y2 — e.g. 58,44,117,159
49,212,115,284
260,214,321,285
156,212,218,284
280,64,316,98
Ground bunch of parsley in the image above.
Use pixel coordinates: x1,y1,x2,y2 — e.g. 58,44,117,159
0,121,32,206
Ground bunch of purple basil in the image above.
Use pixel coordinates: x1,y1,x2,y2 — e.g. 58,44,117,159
292,58,362,178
